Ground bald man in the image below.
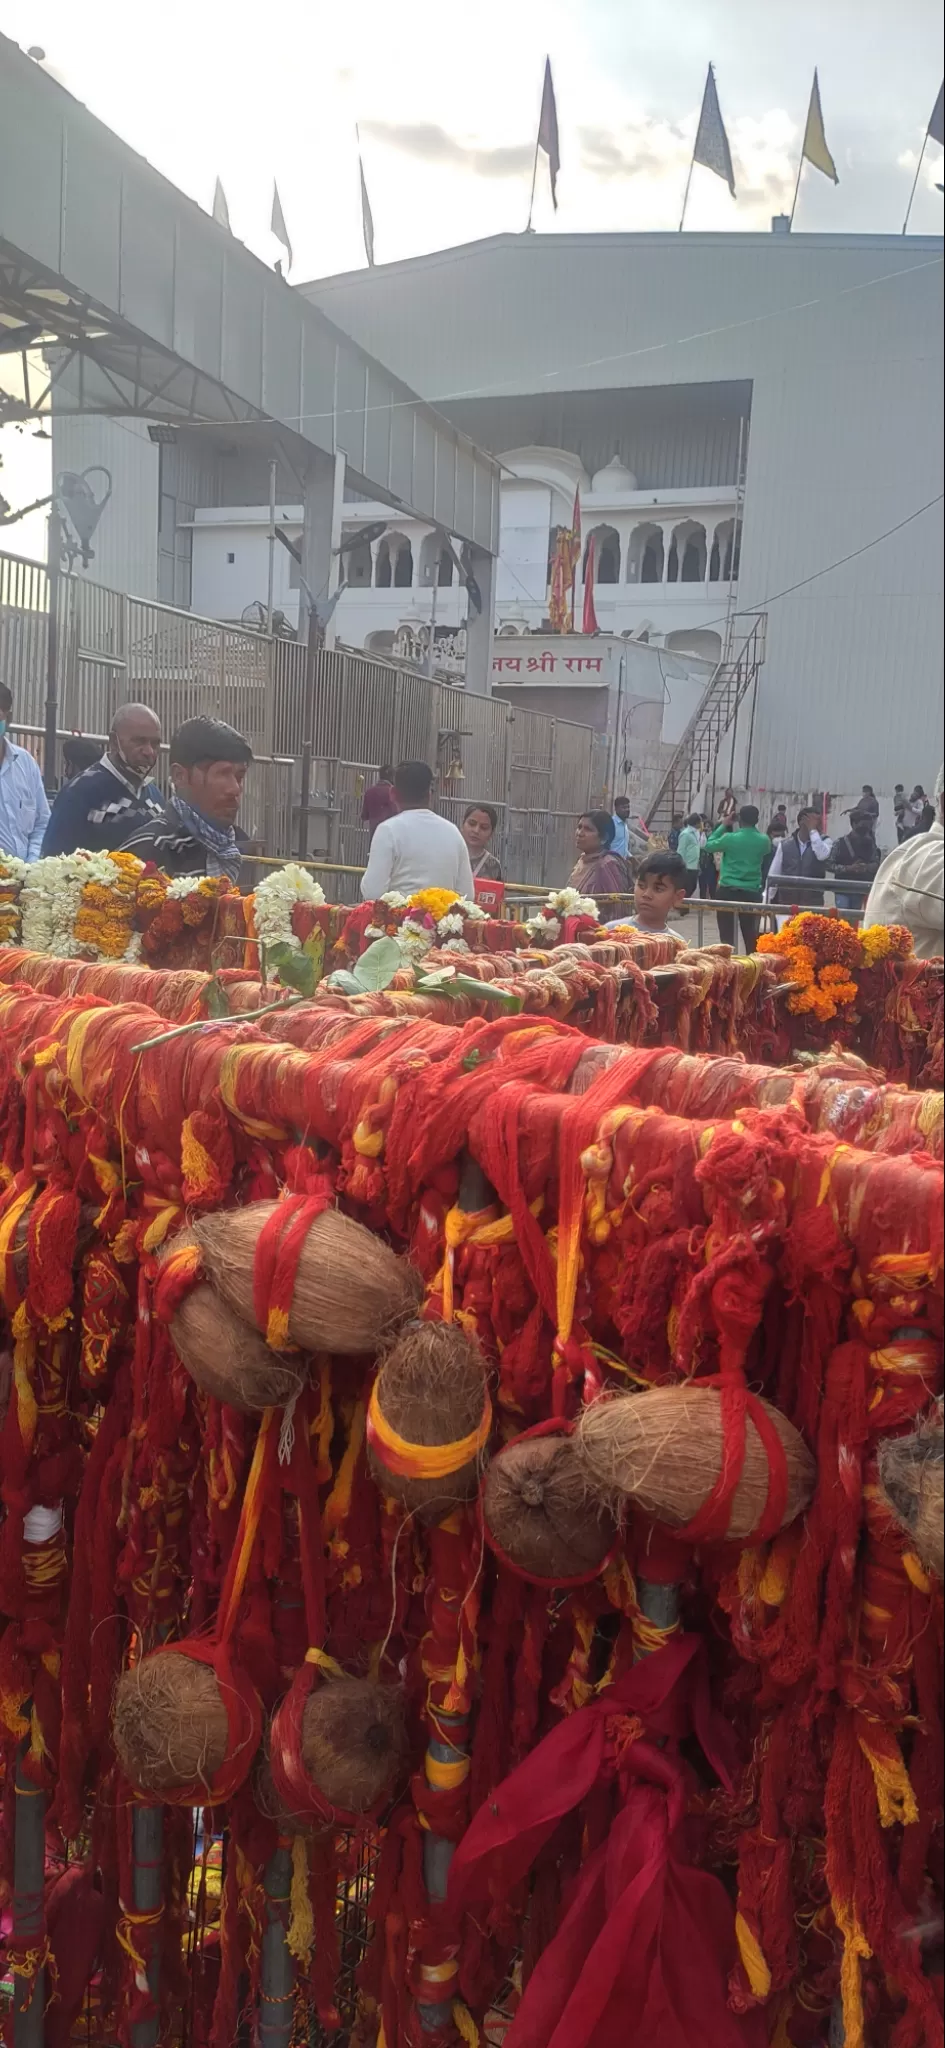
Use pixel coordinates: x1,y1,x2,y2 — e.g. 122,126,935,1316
42,703,164,855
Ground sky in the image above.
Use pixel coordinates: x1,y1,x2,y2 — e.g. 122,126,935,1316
1,0,942,555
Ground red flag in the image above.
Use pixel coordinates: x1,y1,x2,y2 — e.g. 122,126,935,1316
582,536,599,634
538,58,560,208
570,482,582,555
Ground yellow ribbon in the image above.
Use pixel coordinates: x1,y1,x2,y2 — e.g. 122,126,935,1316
367,1380,491,1480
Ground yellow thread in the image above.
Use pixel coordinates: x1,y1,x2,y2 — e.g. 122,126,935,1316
835,1905,871,2048
217,1411,274,1640
425,1751,469,1790
901,1550,931,1593
367,1381,491,1480
735,1912,772,1999
304,1647,345,1679
857,1730,919,1829
418,1959,458,1985
286,1835,314,1968
218,1047,288,1140
323,1401,365,1541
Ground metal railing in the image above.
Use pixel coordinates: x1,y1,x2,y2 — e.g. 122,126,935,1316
1,547,608,876
237,860,871,948
646,613,767,832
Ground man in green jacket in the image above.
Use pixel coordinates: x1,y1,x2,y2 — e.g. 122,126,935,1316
705,804,771,952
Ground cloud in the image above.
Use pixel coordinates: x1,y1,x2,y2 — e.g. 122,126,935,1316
578,106,796,217
361,120,534,179
579,119,687,181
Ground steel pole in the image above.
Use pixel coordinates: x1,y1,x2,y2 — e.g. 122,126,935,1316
258,1844,295,2048
12,1736,45,2048
42,507,61,792
130,1804,164,2048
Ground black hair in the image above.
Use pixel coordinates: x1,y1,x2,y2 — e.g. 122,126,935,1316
797,805,819,823
63,736,104,773
170,717,252,769
685,811,702,827
379,764,395,782
580,809,616,848
738,804,760,826
394,760,434,804
463,801,498,830
0,684,12,716
862,784,874,794
637,850,688,888
614,794,631,810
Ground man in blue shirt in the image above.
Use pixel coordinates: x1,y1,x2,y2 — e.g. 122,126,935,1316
0,683,50,862
42,703,163,856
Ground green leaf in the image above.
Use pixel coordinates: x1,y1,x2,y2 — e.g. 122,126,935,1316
351,937,404,993
204,974,232,1019
326,968,364,995
302,929,326,987
265,941,317,998
416,972,523,1013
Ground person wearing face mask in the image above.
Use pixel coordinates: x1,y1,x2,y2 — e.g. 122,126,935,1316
120,716,252,881
41,702,163,855
0,682,50,863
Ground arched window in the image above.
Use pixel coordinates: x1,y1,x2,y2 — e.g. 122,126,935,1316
344,539,373,587
375,533,413,589
667,520,707,584
418,532,454,588
583,524,620,584
709,518,738,583
626,522,664,585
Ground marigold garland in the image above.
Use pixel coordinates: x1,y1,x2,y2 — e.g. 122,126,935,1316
757,914,914,1020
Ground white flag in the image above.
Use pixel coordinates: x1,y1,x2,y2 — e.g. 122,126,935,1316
360,157,375,267
692,63,736,197
212,178,231,230
271,181,293,271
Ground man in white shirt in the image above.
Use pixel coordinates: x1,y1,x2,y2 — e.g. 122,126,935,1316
360,760,475,901
865,774,943,960
0,683,50,862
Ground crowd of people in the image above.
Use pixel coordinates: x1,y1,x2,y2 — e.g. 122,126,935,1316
0,681,939,958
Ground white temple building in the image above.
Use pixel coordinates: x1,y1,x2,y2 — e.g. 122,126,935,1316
187,446,739,675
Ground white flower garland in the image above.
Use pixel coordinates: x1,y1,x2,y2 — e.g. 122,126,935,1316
21,851,119,959
253,862,326,955
523,886,598,944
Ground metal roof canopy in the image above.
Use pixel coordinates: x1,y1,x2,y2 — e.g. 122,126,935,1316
0,33,499,551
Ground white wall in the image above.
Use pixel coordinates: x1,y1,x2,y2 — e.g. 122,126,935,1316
303,233,944,801
191,508,302,625
496,481,553,608
52,414,159,599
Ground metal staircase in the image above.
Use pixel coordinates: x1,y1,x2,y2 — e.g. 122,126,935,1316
645,612,767,833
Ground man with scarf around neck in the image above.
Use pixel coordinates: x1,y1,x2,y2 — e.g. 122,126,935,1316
120,716,252,883
42,703,163,855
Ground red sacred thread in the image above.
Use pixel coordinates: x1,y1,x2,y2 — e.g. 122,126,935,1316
251,1189,333,1348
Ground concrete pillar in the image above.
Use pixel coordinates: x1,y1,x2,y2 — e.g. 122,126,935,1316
297,449,336,640
324,451,347,651
463,546,495,697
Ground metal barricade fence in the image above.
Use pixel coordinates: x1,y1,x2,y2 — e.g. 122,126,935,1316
2,546,608,876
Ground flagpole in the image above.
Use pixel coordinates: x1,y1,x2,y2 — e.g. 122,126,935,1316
902,134,928,234
789,149,804,229
678,151,696,232
526,132,541,231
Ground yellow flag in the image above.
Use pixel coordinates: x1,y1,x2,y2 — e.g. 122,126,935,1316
802,70,838,182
